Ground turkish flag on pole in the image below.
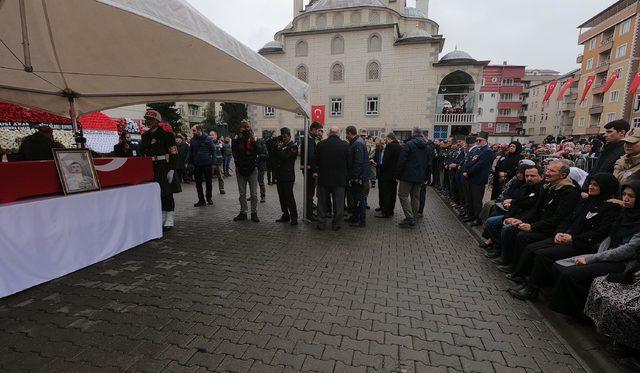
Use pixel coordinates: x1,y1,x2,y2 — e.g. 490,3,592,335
629,71,640,94
556,78,575,100
579,76,596,104
311,105,326,126
602,70,620,94
542,80,558,103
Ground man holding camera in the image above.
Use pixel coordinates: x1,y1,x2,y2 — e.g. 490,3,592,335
274,127,299,226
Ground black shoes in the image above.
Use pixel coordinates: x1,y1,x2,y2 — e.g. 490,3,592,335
207,199,213,205
485,250,500,258
233,213,247,221
194,201,206,207
479,242,492,249
470,220,483,227
290,219,298,226
260,197,266,203
251,213,260,223
399,219,416,229
349,222,366,228
462,217,476,223
508,285,538,301
505,273,524,283
497,265,513,274
276,215,290,223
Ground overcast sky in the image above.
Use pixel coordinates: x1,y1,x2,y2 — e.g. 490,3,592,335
186,0,611,73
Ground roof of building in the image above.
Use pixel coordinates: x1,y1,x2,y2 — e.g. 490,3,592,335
578,0,637,28
439,50,476,62
397,27,432,42
404,7,427,19
306,0,385,12
259,40,284,54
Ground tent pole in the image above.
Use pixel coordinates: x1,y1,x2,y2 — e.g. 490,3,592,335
303,116,309,223
19,0,33,72
68,96,84,149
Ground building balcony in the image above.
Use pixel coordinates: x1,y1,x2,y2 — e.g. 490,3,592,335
495,116,521,124
434,113,476,124
599,37,613,51
497,101,523,110
577,54,583,64
589,105,603,115
594,60,610,74
499,85,524,94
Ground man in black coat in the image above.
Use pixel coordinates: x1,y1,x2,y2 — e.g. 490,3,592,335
300,122,322,221
274,127,299,226
375,133,401,218
314,126,350,231
589,119,629,175
17,126,64,161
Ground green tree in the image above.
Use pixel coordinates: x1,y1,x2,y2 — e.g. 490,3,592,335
147,102,182,132
221,103,247,136
201,106,217,134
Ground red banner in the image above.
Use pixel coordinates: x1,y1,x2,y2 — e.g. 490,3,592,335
0,157,154,204
311,105,326,126
542,80,558,103
602,70,620,95
580,76,596,104
629,71,640,95
556,78,575,100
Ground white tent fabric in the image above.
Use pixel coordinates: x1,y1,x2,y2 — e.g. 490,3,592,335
0,0,310,117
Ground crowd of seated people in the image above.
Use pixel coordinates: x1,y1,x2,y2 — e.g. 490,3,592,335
434,119,640,361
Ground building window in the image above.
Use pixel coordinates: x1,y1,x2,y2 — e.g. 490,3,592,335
500,93,513,101
188,105,200,117
478,108,483,116
614,67,623,77
365,96,379,115
333,12,344,27
606,113,616,123
350,11,361,25
295,40,308,57
579,117,586,127
495,123,509,133
479,93,484,101
501,78,514,86
264,107,275,117
296,65,308,83
488,122,494,128
331,35,345,54
586,58,593,70
489,108,494,113
330,97,343,117
616,43,628,59
433,125,448,140
491,93,496,98
368,11,380,24
300,17,310,30
621,19,632,35
331,63,344,82
367,61,381,81
368,34,382,52
589,38,597,50
539,127,546,135
610,90,619,103
316,14,327,29
498,109,511,116
580,98,588,108
634,117,640,128
635,94,640,112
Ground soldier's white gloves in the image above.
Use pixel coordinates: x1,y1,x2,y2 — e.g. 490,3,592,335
167,170,175,184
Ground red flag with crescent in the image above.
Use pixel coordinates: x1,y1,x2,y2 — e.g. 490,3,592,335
579,76,596,104
542,80,558,103
311,105,326,126
629,71,640,95
556,78,575,100
602,70,620,95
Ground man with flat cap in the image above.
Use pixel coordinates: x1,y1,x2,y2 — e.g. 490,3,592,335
139,109,181,232
462,131,494,225
274,127,299,225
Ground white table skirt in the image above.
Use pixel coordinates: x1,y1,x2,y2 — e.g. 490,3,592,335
0,183,162,298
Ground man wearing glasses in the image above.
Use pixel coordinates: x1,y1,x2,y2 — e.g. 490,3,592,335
462,131,494,226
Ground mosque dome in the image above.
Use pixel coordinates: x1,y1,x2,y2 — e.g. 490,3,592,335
440,50,476,63
404,7,427,19
259,40,284,54
306,0,385,12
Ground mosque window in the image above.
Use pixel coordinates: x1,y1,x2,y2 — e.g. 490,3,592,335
367,61,381,81
368,34,382,52
296,65,308,82
333,12,344,27
295,40,308,57
316,14,327,29
331,63,344,83
331,35,344,55
351,11,361,25
369,11,380,24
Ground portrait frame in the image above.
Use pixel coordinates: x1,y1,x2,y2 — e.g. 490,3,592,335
52,149,101,195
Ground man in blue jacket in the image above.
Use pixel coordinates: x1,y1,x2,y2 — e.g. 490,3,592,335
396,127,431,228
462,131,494,225
346,125,370,228
188,125,215,207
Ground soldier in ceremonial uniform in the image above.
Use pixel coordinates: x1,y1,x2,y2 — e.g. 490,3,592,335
139,110,181,232
274,127,300,226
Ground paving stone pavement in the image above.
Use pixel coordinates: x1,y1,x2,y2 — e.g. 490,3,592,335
0,176,589,373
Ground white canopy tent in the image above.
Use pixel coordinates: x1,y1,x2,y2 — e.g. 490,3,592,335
0,0,310,119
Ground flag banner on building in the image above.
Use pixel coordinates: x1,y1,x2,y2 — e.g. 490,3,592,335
542,80,558,104
556,78,575,100
580,76,596,104
311,105,326,125
629,72,640,94
602,70,620,95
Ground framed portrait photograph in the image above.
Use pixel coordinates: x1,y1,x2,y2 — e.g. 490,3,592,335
53,149,101,195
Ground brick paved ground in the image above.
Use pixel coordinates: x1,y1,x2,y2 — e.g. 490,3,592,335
0,176,588,373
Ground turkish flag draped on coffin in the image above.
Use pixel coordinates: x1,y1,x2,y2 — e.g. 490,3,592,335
311,105,326,126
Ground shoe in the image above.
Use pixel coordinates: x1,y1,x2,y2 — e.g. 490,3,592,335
375,213,391,218
276,215,290,223
505,273,524,283
416,213,424,219
366,205,371,210
485,250,500,259
375,208,382,212
470,220,483,227
345,217,357,223
508,286,538,301
268,182,272,186
306,215,318,222
332,225,341,231
290,219,298,226
260,197,266,203
194,201,206,207
349,222,366,228
399,219,416,229
207,199,213,205
491,257,505,265
251,214,260,223
220,190,226,195
497,265,513,274
479,242,492,249
163,211,174,232
247,197,251,201
233,213,247,222
462,217,476,223
317,224,326,231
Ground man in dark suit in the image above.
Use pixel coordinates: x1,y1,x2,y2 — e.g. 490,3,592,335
301,122,322,221
462,131,494,225
273,127,299,226
314,126,350,231
375,133,401,218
